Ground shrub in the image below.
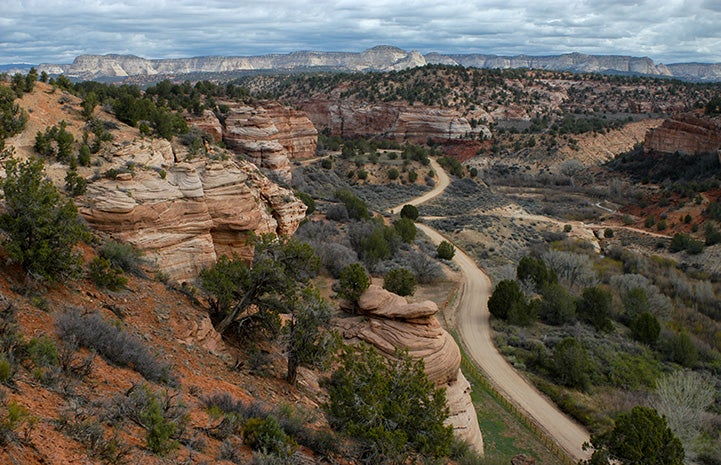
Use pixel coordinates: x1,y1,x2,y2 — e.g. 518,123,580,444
488,279,525,320
516,255,556,290
338,263,370,304
325,204,349,222
631,311,661,345
399,204,419,220
0,157,89,281
406,251,443,284
393,217,416,243
243,416,295,457
56,310,177,385
604,228,614,238
294,191,315,215
99,240,144,277
577,286,613,332
142,395,180,455
383,268,417,296
321,158,332,169
663,331,698,367
536,283,576,325
436,240,455,260
553,337,591,391
335,189,370,220
388,167,399,180
88,257,127,291
327,345,453,460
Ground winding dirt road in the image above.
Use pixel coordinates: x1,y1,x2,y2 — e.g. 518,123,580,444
391,159,591,461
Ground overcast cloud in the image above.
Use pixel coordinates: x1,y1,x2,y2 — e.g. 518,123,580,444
2,0,720,65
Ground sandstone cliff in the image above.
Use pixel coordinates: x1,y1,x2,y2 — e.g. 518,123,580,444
644,114,721,156
299,99,490,143
80,138,306,282
188,102,317,183
38,47,721,82
221,102,317,182
336,285,484,454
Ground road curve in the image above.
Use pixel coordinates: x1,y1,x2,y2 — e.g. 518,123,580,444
389,157,451,215
390,161,591,462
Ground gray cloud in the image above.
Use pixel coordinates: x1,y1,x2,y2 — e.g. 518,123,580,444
1,0,720,64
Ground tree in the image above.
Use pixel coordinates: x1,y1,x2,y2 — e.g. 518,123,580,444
0,86,28,145
393,217,416,243
326,344,453,460
0,157,88,280
630,311,660,345
516,255,556,291
654,371,714,462
583,406,684,465
436,240,455,260
81,91,98,119
199,236,320,336
383,267,416,296
577,286,613,332
553,337,591,391
399,204,419,220
285,287,337,385
622,287,650,322
338,263,370,305
335,189,370,220
488,279,526,320
536,283,576,325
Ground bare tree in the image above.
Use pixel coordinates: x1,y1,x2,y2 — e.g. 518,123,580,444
654,371,715,463
543,250,597,290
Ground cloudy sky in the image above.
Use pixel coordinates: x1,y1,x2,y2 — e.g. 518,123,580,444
2,0,721,65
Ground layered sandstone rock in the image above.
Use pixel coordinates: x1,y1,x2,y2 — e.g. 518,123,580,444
221,102,317,182
80,138,305,282
336,285,484,454
298,100,489,143
644,114,721,156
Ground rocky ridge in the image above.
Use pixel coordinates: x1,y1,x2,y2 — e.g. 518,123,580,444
37,46,721,82
336,285,484,454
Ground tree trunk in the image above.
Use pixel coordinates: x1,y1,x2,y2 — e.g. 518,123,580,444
286,352,299,385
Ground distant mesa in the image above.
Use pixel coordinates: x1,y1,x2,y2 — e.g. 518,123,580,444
35,46,721,82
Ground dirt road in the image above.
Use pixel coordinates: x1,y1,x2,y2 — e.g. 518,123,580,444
389,157,451,215
390,162,592,461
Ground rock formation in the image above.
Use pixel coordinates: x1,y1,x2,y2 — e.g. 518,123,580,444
299,100,490,143
336,285,484,454
39,47,721,82
194,102,317,183
644,114,721,157
79,138,306,282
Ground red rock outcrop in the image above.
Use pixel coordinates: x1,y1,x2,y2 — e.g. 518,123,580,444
186,109,224,142
644,114,721,156
298,100,489,143
336,285,484,454
221,102,317,182
79,138,306,282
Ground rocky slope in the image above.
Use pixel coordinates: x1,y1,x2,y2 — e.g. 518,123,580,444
38,46,721,82
337,285,484,454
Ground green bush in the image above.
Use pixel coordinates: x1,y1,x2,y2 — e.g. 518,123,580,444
393,217,416,243
294,191,315,215
243,416,295,457
383,268,417,296
664,331,698,367
388,167,399,180
630,311,661,345
399,204,419,220
88,257,127,291
335,189,370,220
142,395,179,455
536,283,576,325
488,280,525,321
553,337,591,391
577,286,613,332
436,240,455,260
338,263,370,304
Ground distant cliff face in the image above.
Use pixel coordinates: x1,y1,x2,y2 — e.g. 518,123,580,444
644,114,721,156
38,46,721,82
299,99,490,143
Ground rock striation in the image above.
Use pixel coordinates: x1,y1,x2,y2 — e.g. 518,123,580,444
299,100,490,143
336,285,484,454
222,102,317,182
79,138,306,282
644,114,721,157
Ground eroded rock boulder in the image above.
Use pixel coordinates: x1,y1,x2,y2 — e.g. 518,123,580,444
336,285,484,454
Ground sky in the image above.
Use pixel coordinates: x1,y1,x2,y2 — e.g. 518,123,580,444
2,0,721,65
